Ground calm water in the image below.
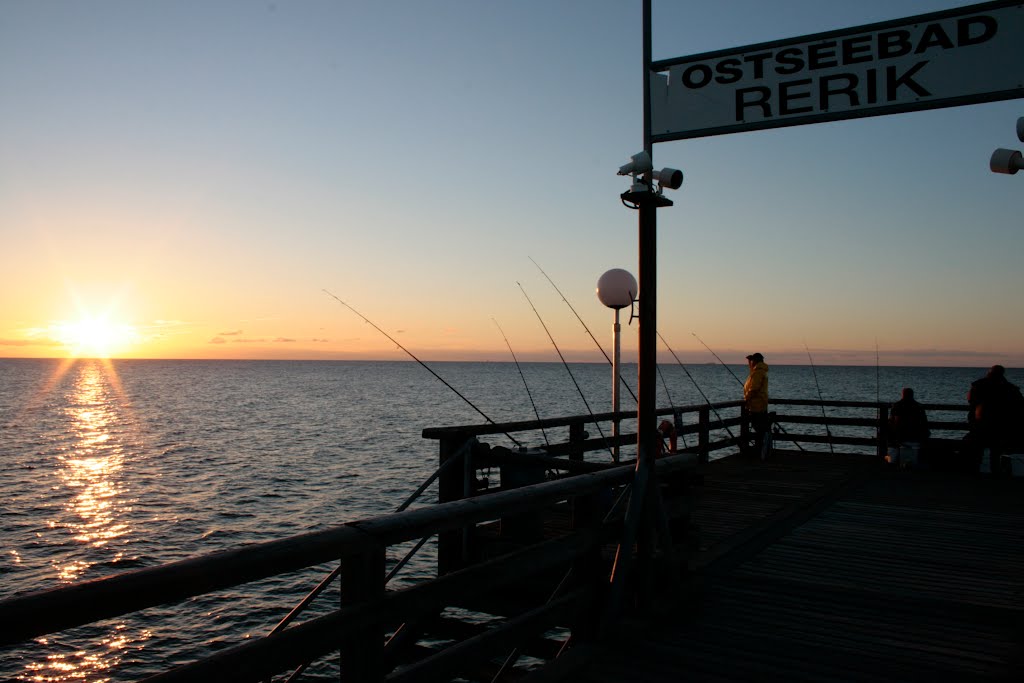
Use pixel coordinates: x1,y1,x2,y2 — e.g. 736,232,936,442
0,358,1017,681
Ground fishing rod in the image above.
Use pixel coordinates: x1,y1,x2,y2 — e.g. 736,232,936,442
691,331,806,453
529,256,638,405
804,342,835,455
323,289,522,448
517,282,617,462
492,317,549,449
657,332,736,442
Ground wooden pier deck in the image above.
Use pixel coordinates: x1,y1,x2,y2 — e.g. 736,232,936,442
568,452,1024,682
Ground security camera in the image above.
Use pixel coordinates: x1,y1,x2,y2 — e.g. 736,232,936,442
1017,116,1024,143
653,167,683,190
990,148,1023,175
617,151,652,176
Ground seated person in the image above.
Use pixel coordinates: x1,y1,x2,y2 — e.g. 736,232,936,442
888,387,930,445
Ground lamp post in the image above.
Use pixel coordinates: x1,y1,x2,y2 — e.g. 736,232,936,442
597,268,638,463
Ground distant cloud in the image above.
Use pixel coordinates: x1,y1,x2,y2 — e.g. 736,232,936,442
208,335,313,345
311,338,330,343
218,330,243,336
890,349,993,359
0,338,59,347
763,347,1013,366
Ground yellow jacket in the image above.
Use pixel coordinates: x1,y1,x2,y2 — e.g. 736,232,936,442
744,361,769,413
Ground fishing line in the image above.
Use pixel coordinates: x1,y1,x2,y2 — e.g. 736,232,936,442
691,331,806,453
492,317,550,449
657,332,736,442
529,256,638,405
323,289,522,448
804,341,835,455
517,282,617,461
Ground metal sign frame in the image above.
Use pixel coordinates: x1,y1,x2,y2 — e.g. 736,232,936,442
649,0,1024,143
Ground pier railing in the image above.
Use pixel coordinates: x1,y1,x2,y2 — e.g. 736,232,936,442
0,397,971,681
423,398,972,467
0,447,697,681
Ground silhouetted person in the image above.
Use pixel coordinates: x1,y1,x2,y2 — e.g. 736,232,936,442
888,388,930,445
967,365,1024,475
744,352,769,457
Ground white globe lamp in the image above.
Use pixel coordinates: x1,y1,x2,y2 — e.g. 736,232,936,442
597,269,638,310
596,268,636,462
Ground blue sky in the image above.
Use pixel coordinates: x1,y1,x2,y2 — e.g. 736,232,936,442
1,1,1021,365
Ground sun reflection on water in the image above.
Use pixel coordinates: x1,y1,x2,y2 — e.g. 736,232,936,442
51,362,133,581
25,360,150,681
25,624,141,682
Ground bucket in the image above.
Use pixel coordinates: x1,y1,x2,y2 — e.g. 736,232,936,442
886,447,900,466
1004,453,1024,477
899,443,919,469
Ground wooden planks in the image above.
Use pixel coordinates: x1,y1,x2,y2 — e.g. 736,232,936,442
574,455,1024,682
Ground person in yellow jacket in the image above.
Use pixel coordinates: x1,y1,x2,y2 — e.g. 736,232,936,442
743,352,770,457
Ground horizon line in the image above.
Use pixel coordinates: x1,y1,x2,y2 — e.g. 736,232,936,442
0,355,1015,370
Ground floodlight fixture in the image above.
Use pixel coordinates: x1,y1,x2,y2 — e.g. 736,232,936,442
990,116,1024,176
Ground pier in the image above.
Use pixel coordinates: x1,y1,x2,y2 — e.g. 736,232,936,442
1,398,1021,681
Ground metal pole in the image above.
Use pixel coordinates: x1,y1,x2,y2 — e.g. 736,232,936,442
637,0,656,479
604,0,673,624
612,308,621,461
634,0,661,611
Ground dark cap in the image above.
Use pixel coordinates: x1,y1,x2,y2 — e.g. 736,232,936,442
746,352,764,362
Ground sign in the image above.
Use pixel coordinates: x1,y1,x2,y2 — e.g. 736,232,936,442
649,0,1024,142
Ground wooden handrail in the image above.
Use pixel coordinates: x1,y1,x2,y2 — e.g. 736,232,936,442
0,453,697,647
423,398,972,466
423,398,969,442
141,532,601,683
422,401,744,439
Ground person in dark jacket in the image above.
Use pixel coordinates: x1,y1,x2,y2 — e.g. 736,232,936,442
967,365,1024,474
888,388,930,445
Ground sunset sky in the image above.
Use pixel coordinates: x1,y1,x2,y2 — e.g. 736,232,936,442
2,0,1021,366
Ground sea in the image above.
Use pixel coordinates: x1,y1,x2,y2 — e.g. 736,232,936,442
1,358,1019,681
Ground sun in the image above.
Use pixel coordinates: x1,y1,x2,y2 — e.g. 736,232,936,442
53,316,139,358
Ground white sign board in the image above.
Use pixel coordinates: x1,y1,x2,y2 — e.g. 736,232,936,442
650,0,1024,142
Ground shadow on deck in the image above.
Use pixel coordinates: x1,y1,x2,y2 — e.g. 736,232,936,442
576,452,1024,682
